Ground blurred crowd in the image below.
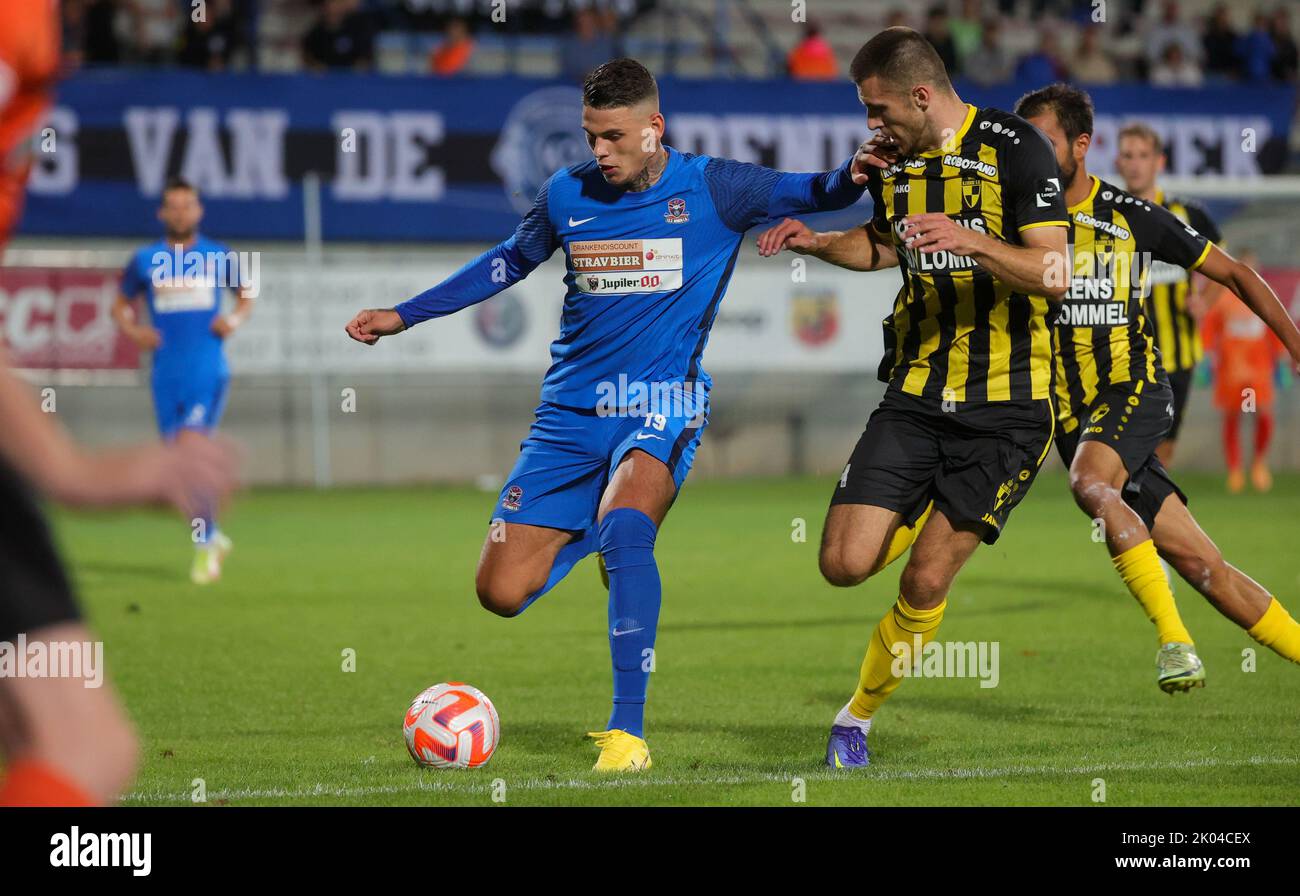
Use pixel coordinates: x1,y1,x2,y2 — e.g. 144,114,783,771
57,0,1300,84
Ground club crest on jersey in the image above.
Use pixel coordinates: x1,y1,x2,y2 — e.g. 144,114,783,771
502,485,523,511
962,178,982,208
664,198,689,224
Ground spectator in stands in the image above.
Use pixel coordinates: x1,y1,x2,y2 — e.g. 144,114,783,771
1015,29,1066,84
131,0,181,65
786,22,838,80
923,5,958,74
62,0,88,69
1202,4,1240,79
949,0,984,65
1071,24,1119,85
430,17,474,76
302,0,375,72
1151,41,1204,87
82,0,124,65
560,8,617,84
1237,12,1276,83
177,0,240,71
962,17,1012,86
1146,0,1202,74
1270,7,1298,83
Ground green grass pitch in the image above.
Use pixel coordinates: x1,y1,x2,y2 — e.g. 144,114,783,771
51,471,1300,806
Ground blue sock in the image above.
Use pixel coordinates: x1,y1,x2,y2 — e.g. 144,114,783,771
516,527,598,615
598,508,661,738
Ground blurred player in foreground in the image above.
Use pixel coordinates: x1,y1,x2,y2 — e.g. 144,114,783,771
1201,249,1291,493
1013,85,1300,686
347,58,871,771
1115,123,1221,467
0,2,240,806
113,177,254,584
757,29,1070,767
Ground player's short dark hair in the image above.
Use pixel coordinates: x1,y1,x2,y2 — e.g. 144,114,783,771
162,175,198,198
1117,121,1164,155
849,27,952,93
1015,83,1095,143
583,58,658,109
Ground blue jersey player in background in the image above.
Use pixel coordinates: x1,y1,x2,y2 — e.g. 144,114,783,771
346,59,869,771
114,177,254,586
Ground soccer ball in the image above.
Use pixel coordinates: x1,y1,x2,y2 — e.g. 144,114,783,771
403,682,500,769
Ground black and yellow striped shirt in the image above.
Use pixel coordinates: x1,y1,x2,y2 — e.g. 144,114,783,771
867,104,1068,403
1052,177,1213,431
1145,190,1220,373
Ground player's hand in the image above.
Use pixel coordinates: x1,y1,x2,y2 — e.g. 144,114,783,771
147,432,242,521
900,213,982,256
128,325,162,351
211,316,238,338
850,134,899,185
756,218,820,257
345,308,406,345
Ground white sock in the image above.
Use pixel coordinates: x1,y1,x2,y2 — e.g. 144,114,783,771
834,702,872,735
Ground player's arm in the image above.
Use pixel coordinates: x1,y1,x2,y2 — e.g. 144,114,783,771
756,217,898,272
346,177,559,345
0,350,238,516
909,125,1071,300
213,287,254,338
902,216,1068,299
113,255,162,349
1184,201,1221,318
1196,246,1300,368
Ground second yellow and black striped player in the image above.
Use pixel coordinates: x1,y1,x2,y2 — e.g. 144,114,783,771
1052,174,1213,527
1146,190,1221,438
867,104,1067,403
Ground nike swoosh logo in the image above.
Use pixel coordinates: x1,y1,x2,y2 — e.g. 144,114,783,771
612,627,644,637
634,432,664,441
568,215,598,227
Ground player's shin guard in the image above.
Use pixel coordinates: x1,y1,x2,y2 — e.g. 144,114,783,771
1113,539,1193,646
516,528,598,614
598,508,661,738
848,595,946,720
1247,597,1300,663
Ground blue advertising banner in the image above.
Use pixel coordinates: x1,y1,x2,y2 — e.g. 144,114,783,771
21,70,1294,242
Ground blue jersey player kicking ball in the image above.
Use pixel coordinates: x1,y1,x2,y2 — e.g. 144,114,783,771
114,177,255,586
346,58,873,771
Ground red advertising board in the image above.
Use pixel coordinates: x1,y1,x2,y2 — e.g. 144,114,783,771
0,268,140,370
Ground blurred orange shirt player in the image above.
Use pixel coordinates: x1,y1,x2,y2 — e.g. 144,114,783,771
0,0,60,251
431,19,474,76
1200,252,1289,492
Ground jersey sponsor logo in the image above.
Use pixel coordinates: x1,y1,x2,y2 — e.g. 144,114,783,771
664,197,690,223
569,238,684,294
894,216,987,273
1055,299,1129,327
1073,210,1130,241
942,154,997,178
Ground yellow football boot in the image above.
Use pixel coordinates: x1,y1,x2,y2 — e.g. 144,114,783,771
586,729,652,772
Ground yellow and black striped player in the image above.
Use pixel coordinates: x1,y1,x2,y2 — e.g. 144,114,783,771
755,28,1069,767
1116,122,1222,461
1017,84,1300,693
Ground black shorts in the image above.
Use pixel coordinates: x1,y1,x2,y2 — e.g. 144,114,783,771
831,388,1055,544
1166,367,1193,441
0,460,81,643
1055,378,1188,530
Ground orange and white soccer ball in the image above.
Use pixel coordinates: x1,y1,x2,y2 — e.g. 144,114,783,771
403,682,500,769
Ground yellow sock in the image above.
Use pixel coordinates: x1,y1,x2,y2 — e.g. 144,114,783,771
871,501,933,577
848,594,946,720
1247,597,1300,663
1112,539,1193,646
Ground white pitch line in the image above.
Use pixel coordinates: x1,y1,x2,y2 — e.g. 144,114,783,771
123,755,1300,804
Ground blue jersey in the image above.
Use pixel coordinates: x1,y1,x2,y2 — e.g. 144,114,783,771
120,235,233,383
395,147,864,407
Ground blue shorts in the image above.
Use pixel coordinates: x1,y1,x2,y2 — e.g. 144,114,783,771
152,374,230,439
493,399,708,532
